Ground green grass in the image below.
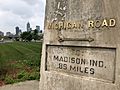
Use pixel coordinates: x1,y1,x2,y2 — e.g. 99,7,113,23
0,42,42,84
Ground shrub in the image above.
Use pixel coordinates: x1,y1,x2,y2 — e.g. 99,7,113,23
28,72,40,80
5,76,15,84
17,70,29,80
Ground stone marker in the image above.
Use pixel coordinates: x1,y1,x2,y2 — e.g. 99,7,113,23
40,0,120,90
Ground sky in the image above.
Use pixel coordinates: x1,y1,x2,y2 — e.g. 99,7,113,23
0,0,46,35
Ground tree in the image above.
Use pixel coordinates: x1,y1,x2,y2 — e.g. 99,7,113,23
32,29,39,41
21,30,40,42
34,29,38,34
21,31,32,42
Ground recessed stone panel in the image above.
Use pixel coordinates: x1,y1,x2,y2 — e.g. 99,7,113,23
46,45,116,83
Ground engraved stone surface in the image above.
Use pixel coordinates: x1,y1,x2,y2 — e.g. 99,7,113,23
40,0,120,90
46,45,116,83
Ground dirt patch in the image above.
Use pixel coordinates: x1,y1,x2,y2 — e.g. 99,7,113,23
0,80,39,90
0,81,5,86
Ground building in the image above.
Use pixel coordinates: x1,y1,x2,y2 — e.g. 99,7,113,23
18,29,22,36
36,26,40,32
15,26,22,36
0,31,4,36
31,30,34,33
6,32,13,37
30,28,32,31
19,29,22,33
27,22,31,32
15,26,19,35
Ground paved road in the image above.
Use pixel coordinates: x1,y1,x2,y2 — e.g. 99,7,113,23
0,80,39,90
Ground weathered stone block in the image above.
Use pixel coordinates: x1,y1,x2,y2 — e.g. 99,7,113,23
40,0,120,90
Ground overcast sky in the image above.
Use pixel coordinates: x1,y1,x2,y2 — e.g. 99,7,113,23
0,0,46,34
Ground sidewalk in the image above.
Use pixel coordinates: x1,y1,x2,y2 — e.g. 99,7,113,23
0,80,39,90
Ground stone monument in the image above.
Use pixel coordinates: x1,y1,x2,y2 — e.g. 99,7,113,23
40,0,120,90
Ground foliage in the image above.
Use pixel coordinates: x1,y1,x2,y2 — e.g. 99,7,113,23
21,30,41,41
17,70,28,79
28,72,40,80
21,31,32,41
5,76,15,84
0,35,3,40
0,42,42,84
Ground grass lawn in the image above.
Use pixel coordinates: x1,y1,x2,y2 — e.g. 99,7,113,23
0,42,42,85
